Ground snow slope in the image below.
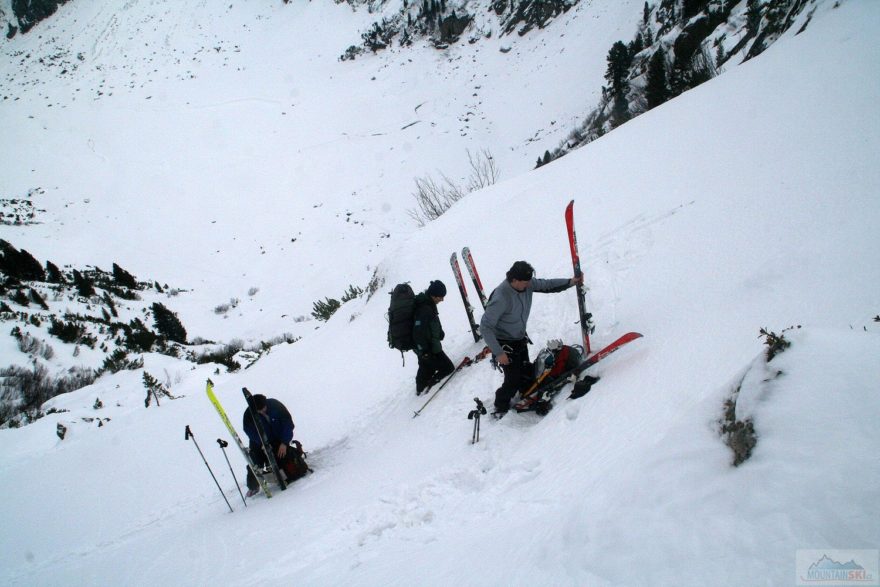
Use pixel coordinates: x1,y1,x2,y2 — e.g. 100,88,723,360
1,0,879,585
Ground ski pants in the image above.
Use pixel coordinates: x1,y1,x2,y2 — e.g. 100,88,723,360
494,338,534,412
415,350,455,393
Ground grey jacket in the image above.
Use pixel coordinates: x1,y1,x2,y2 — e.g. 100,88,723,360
479,277,572,357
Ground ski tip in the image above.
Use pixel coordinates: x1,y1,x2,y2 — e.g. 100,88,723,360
206,378,214,386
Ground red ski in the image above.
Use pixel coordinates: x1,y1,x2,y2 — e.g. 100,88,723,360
450,252,481,343
514,332,642,413
565,200,594,354
461,247,488,310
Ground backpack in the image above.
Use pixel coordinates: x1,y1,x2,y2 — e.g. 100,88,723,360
282,440,312,483
534,343,584,379
387,283,416,353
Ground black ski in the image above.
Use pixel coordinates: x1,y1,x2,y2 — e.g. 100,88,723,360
461,247,488,310
242,387,287,491
450,252,481,343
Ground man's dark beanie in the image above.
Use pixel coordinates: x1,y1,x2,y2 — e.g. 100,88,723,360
506,261,534,282
427,280,447,298
253,394,267,410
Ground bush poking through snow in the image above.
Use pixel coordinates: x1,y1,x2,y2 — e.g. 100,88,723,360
719,326,796,466
407,149,499,226
341,284,364,303
100,348,144,374
311,297,341,322
719,394,757,467
142,371,178,407
194,343,242,373
759,325,800,361
11,327,55,360
0,364,98,427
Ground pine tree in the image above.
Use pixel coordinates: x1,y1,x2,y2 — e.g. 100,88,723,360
610,93,631,129
646,48,670,109
112,263,138,289
746,0,762,35
46,260,64,284
72,269,96,298
151,302,187,343
311,297,341,322
0,240,45,281
604,41,633,99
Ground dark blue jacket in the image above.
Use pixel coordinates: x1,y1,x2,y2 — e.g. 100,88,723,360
243,398,294,449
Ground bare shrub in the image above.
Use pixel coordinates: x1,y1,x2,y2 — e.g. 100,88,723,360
408,149,499,226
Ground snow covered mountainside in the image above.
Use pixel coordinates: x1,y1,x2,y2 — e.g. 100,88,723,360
1,0,879,585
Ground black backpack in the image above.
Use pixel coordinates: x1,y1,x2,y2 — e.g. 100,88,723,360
387,283,416,355
282,440,312,483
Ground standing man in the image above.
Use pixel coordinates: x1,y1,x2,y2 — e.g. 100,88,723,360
243,393,305,496
413,280,455,395
480,261,582,417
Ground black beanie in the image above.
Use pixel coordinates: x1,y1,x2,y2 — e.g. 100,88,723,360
253,394,267,411
506,261,534,282
427,280,447,298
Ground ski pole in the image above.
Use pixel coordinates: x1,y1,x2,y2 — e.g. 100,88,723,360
413,356,472,418
185,425,233,513
217,438,247,508
468,397,487,443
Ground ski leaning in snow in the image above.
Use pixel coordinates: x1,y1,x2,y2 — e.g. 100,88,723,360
461,247,488,310
450,251,481,343
514,332,643,413
565,200,594,354
205,380,273,498
242,387,287,491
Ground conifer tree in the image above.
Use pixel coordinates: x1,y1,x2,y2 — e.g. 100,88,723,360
604,41,633,99
46,260,64,284
646,48,670,109
151,302,187,343
112,263,138,289
0,240,45,281
73,269,96,298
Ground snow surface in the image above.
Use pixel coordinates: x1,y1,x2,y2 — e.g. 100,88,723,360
1,0,879,585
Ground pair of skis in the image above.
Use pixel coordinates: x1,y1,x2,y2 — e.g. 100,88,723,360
205,380,286,498
450,246,488,343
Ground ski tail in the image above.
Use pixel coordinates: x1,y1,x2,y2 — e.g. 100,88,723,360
206,380,272,498
242,387,287,491
461,247,488,310
565,200,592,354
450,252,481,343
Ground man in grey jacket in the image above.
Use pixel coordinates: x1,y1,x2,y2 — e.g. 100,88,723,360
480,260,582,416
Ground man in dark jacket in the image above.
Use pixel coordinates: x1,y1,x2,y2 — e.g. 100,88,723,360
413,280,455,395
243,394,299,496
480,261,582,416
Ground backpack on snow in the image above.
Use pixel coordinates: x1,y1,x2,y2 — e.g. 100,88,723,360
282,439,312,483
534,342,584,379
387,283,417,359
